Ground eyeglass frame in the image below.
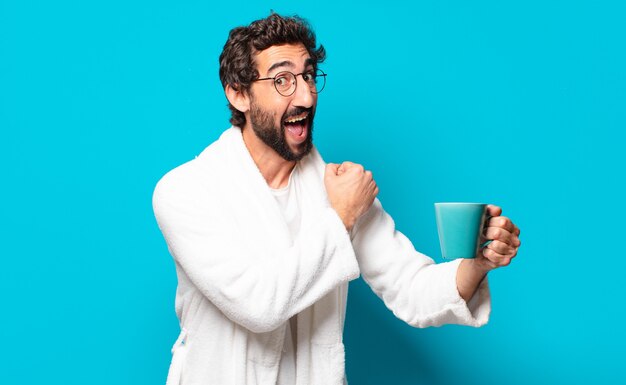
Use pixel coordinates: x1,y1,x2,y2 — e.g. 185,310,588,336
251,68,327,97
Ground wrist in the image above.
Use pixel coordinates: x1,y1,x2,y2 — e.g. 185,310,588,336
332,206,355,232
457,258,490,302
467,257,493,277
342,217,355,232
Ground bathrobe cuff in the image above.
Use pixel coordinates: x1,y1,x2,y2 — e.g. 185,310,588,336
324,207,361,280
439,258,491,327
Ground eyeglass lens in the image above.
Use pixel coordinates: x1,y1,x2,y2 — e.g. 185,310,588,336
274,69,326,96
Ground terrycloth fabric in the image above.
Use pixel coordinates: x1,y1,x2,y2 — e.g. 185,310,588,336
152,126,491,385
269,167,301,384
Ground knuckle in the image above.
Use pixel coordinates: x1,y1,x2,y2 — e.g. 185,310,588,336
487,240,498,251
492,240,505,253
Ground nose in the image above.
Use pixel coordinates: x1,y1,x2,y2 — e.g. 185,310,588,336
291,73,315,108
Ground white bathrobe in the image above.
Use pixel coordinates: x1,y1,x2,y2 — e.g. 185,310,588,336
152,126,491,385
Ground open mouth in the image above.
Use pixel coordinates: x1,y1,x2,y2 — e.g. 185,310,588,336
283,112,309,138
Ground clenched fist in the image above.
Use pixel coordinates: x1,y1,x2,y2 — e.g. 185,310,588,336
324,161,379,232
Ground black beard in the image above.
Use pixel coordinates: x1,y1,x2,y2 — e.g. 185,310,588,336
249,105,314,162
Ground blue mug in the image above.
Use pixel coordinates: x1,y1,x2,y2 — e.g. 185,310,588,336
435,202,492,260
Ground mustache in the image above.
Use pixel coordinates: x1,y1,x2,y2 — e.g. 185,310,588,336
282,107,313,121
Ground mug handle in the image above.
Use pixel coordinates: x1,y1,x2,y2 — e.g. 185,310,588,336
479,214,493,248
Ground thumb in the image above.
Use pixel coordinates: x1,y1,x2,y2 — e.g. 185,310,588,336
325,163,340,177
486,204,502,217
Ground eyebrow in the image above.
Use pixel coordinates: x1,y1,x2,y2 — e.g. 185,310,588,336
267,60,295,75
266,58,315,75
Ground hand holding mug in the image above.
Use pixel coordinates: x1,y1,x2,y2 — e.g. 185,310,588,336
435,202,521,272
476,204,521,271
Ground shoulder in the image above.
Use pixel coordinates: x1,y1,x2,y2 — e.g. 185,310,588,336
153,159,200,199
153,130,231,212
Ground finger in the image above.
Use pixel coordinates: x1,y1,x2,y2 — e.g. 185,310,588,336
486,204,502,217
486,240,516,256
484,226,517,246
370,180,379,194
326,163,340,175
350,163,365,173
482,247,513,267
364,170,373,181
488,216,516,233
340,161,358,171
488,217,521,247
324,164,337,178
475,250,498,269
341,162,364,174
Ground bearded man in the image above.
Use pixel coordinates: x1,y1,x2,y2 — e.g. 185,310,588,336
153,13,521,385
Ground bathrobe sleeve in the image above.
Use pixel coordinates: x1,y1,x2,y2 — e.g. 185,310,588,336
152,169,360,334
351,199,491,328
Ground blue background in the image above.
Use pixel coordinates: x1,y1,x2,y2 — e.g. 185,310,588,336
2,1,625,384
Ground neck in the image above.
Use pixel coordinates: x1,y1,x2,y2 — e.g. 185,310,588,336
241,126,296,189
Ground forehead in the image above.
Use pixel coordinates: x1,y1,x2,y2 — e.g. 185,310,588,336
254,43,312,74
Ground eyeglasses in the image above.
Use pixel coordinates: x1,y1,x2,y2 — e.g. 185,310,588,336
253,69,327,97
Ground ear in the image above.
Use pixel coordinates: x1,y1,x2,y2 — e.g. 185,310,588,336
225,84,250,114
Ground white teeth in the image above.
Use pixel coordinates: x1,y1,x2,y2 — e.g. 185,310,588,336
285,113,308,123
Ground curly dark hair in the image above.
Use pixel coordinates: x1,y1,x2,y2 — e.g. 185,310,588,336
219,13,326,127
